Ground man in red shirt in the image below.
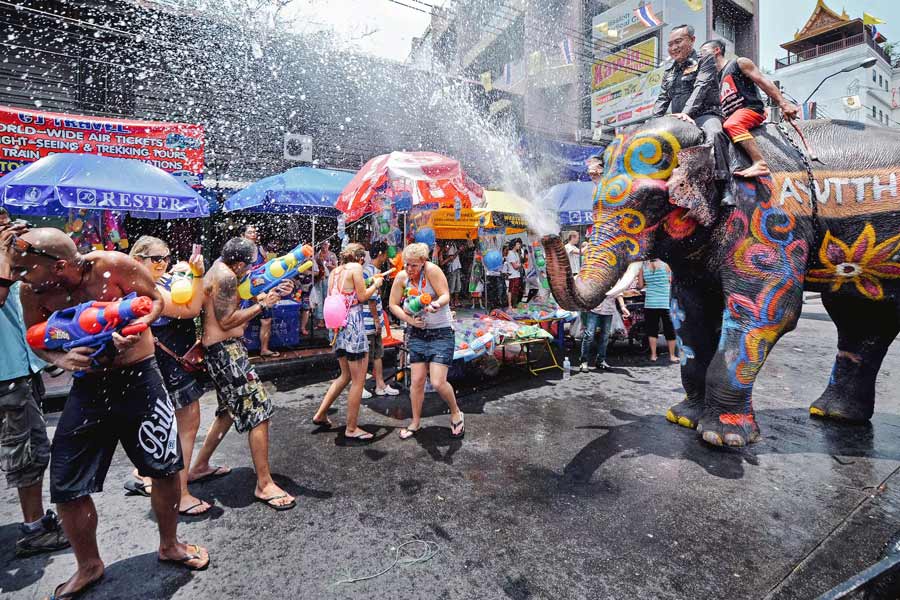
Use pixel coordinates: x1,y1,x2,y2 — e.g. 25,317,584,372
700,39,800,178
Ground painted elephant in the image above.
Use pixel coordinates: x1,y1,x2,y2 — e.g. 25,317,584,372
543,116,900,447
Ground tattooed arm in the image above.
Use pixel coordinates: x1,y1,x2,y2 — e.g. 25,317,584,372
209,267,278,330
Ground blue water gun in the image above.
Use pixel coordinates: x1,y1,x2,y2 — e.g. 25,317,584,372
237,243,314,300
26,292,153,367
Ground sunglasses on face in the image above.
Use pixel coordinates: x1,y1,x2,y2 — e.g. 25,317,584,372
10,236,65,263
137,254,171,264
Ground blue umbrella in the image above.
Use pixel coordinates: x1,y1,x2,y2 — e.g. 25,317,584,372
542,181,597,226
0,153,209,219
224,166,354,216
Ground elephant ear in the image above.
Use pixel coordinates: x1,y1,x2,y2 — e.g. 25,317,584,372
667,143,717,227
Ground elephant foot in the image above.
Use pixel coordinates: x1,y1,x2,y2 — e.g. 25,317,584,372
809,387,874,424
696,410,761,447
665,396,705,430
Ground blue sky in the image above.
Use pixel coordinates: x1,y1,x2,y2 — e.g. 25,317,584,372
759,0,900,71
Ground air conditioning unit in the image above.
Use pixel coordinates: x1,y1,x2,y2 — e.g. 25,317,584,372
283,133,313,161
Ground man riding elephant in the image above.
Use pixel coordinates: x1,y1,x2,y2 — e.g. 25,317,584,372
652,24,732,202
543,114,900,448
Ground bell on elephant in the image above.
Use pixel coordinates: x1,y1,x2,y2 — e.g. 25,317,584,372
543,114,900,449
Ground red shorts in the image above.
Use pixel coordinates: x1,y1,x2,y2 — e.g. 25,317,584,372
723,108,766,143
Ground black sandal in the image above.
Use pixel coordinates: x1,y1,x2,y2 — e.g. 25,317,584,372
399,426,420,440
450,414,465,439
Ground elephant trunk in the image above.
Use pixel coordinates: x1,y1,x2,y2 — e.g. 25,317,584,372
542,234,628,311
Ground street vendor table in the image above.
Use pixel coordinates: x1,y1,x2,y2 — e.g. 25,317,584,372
497,336,562,376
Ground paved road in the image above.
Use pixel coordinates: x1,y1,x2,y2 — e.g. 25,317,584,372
3,299,900,599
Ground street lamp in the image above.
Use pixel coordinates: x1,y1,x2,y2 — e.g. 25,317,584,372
803,57,879,103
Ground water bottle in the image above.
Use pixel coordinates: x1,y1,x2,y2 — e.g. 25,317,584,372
563,356,571,380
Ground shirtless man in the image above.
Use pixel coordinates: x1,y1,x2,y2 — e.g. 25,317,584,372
0,228,208,599
188,237,296,511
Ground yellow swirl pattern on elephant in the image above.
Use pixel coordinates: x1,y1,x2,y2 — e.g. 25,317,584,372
622,131,681,180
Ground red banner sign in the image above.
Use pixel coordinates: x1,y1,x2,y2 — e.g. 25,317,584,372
0,106,204,186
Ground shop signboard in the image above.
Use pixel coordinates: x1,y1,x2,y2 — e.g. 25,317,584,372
591,65,665,129
591,37,658,92
0,105,205,187
591,0,664,48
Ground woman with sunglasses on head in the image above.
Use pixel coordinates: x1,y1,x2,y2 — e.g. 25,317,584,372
312,243,384,441
389,242,464,440
126,236,226,516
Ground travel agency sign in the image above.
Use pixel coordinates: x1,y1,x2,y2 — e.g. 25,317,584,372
0,106,204,187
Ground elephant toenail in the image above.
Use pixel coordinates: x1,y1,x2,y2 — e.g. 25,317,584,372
702,431,723,446
724,433,746,447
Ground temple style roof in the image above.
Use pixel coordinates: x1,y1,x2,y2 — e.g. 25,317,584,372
780,0,870,52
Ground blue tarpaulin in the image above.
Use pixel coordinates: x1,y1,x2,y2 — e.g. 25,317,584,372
521,136,602,182
224,166,354,216
542,181,596,226
0,153,209,219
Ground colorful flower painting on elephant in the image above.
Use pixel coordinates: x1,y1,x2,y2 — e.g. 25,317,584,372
806,224,900,300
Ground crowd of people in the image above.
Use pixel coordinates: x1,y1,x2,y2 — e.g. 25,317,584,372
0,209,477,598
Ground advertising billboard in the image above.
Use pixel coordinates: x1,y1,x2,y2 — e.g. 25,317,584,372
0,106,205,187
591,37,659,92
591,0,664,48
591,65,665,129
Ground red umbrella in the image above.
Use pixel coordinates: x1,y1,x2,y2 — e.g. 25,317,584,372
336,151,484,221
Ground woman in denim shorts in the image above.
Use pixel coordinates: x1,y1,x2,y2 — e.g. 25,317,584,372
389,243,465,440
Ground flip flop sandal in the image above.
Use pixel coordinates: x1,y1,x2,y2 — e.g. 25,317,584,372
312,417,334,428
158,544,210,571
123,480,151,497
255,494,297,511
190,465,232,483
47,575,104,599
399,426,420,440
260,351,281,358
179,501,211,517
344,430,375,442
450,414,465,439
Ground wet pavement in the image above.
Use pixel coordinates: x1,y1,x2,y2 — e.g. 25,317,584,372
3,297,900,599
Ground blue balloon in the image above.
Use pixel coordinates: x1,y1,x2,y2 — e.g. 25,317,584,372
415,227,436,247
483,249,503,271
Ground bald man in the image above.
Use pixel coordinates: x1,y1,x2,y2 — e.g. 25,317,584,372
0,228,210,598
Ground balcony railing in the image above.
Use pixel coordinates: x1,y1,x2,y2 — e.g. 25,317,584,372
775,32,890,69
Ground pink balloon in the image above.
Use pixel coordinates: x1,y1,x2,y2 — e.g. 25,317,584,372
323,295,349,329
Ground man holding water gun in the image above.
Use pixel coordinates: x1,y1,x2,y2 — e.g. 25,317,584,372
0,227,209,599
188,237,297,512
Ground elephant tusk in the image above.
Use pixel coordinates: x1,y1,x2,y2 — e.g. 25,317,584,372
606,261,642,298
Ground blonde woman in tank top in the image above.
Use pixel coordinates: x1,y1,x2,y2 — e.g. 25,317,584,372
389,243,465,440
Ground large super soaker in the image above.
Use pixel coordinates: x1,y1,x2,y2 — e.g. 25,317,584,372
26,292,153,367
238,243,314,300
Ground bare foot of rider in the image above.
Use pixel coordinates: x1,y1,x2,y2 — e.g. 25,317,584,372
735,160,770,178
255,482,295,509
49,560,104,599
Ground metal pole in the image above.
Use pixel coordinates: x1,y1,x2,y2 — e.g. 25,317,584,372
311,215,316,248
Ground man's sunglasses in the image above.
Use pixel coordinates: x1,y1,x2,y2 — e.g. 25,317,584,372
136,254,171,264
10,237,65,263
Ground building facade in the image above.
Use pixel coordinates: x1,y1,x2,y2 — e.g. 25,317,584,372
772,0,897,128
410,0,758,144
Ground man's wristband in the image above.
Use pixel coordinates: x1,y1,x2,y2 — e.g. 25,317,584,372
0,277,13,288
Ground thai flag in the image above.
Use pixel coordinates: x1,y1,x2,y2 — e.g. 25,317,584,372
501,62,511,85
634,4,661,28
871,24,879,38
559,37,574,65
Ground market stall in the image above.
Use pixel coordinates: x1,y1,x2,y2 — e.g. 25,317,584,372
223,166,354,352
0,153,209,253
